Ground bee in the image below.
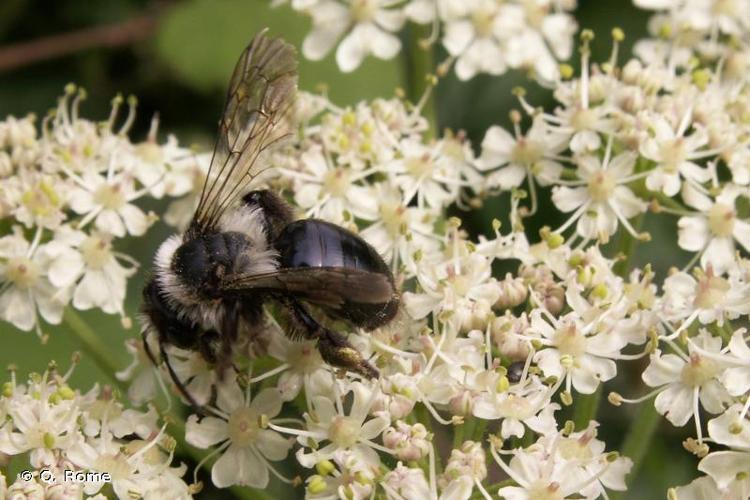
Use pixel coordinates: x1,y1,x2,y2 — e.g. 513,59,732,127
140,31,399,408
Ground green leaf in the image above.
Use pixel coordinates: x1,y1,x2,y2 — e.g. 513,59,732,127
155,0,402,105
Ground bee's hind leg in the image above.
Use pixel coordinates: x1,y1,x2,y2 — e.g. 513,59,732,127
283,298,379,379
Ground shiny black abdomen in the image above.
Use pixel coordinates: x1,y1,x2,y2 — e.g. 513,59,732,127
275,219,398,329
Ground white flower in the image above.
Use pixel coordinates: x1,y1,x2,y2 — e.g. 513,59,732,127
671,475,729,500
301,0,405,72
167,349,218,407
439,441,487,499
677,185,750,274
12,171,69,230
640,111,711,196
718,329,750,397
493,422,632,500
404,249,500,332
442,0,507,80
442,0,577,82
359,184,439,275
0,378,79,468
0,230,68,334
305,449,380,499
473,380,558,439
67,163,152,237
289,382,390,468
42,227,136,317
660,267,750,332
185,376,292,489
66,425,189,498
642,331,731,434
285,145,378,224
528,275,636,398
697,405,750,493
552,150,647,244
382,462,431,500
477,117,566,193
382,421,431,461
386,137,475,209
265,327,331,402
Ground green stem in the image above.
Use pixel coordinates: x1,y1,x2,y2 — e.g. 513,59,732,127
471,419,487,443
609,402,661,500
613,213,644,278
62,308,268,500
572,387,601,431
453,418,467,449
63,308,127,392
403,22,437,138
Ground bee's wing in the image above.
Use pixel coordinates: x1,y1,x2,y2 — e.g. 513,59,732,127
189,31,298,236
223,267,395,308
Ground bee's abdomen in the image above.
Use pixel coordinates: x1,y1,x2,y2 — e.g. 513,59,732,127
275,219,397,329
276,220,389,275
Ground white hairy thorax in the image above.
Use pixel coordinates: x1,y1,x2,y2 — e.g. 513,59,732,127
153,204,279,331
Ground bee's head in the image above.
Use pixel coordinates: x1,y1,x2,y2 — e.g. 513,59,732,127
172,237,215,292
170,232,250,298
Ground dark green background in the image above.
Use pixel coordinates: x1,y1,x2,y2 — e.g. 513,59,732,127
0,1,698,498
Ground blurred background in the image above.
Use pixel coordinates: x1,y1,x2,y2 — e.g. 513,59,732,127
0,0,698,497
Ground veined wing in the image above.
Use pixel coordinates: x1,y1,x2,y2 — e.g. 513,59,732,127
189,31,298,237
223,267,396,308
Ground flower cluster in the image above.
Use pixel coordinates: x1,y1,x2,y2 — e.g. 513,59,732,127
0,85,207,337
9,1,750,496
633,0,750,74
0,358,193,498
283,0,578,82
466,8,750,495
112,89,638,499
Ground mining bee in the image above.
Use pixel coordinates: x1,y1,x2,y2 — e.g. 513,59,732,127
140,31,399,408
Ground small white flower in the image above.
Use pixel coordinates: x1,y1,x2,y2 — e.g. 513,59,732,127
640,111,711,196
552,150,647,244
0,230,68,334
286,145,378,224
301,0,405,72
660,267,750,332
642,331,731,435
477,117,566,192
185,376,292,489
67,163,152,238
697,405,750,493
439,441,487,499
382,462,431,500
382,421,430,461
677,185,750,274
493,422,632,500
289,382,390,468
43,227,137,317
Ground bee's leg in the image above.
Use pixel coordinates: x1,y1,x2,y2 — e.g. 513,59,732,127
284,298,379,379
158,339,206,415
242,189,294,241
214,302,241,380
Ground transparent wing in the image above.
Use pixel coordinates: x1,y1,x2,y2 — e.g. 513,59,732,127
223,267,396,308
189,30,298,236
